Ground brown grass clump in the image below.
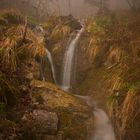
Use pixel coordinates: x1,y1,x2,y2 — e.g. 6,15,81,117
86,37,100,61
0,10,46,106
0,36,20,71
84,12,140,63
0,25,46,73
50,24,71,42
118,91,140,140
0,71,19,105
107,47,122,65
108,88,140,140
0,9,25,25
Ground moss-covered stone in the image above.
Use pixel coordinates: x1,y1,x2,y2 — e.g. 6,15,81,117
30,80,94,140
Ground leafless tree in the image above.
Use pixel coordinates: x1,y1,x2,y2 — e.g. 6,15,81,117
126,0,140,11
85,0,108,13
68,0,71,15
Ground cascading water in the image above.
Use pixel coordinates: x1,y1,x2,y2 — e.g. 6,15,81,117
92,109,116,140
36,26,57,84
46,49,57,84
75,95,116,140
61,24,116,140
61,27,84,91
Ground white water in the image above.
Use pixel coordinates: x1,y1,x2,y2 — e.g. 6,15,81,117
46,49,57,84
61,25,116,140
92,108,116,140
61,27,84,91
76,95,116,140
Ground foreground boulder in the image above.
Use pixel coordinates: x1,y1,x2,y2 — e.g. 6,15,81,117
22,110,58,134
25,80,94,140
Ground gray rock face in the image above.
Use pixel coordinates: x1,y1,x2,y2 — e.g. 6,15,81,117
22,109,59,135
30,80,94,140
39,131,63,140
33,110,58,135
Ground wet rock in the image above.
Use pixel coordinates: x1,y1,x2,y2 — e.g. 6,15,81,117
22,110,58,135
30,80,94,140
33,110,58,134
39,131,63,140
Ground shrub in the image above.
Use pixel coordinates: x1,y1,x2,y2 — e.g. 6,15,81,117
27,16,39,26
50,24,71,42
0,9,25,24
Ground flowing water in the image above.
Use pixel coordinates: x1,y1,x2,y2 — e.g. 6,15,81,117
46,49,57,84
61,27,84,91
75,95,116,140
60,25,116,140
92,108,116,140
36,26,57,84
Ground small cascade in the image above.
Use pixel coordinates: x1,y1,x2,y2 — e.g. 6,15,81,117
35,25,57,83
75,95,116,140
92,109,116,140
61,27,84,91
46,49,57,84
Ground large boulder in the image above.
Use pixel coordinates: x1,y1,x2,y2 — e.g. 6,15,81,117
29,80,94,140
22,110,58,135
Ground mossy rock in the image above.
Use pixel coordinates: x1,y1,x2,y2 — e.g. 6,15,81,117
30,80,94,140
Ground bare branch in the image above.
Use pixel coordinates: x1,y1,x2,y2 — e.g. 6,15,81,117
22,16,27,42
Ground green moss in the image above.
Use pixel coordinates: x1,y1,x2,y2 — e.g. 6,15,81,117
27,16,39,26
0,120,17,132
75,67,106,95
0,102,6,114
108,94,119,106
121,80,140,93
55,108,88,140
42,22,54,31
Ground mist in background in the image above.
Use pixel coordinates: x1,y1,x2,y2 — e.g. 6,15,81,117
0,0,130,19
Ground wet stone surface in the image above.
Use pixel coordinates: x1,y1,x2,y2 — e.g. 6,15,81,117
22,109,58,135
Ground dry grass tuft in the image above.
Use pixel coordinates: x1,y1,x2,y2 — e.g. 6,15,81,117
0,9,25,25
0,25,46,72
0,71,19,104
50,24,71,42
0,10,46,106
0,35,20,71
119,91,140,139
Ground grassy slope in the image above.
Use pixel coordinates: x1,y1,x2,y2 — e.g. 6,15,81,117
73,12,140,140
0,10,48,139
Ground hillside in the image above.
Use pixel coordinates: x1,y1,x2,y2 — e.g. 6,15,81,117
0,6,140,140
0,10,94,140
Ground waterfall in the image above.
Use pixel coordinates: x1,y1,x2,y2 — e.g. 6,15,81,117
61,23,116,140
46,49,57,84
61,27,84,91
35,26,57,83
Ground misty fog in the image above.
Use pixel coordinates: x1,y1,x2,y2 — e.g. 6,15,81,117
0,0,130,19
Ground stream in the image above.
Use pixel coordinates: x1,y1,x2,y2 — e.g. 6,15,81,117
61,27,84,91
46,49,57,84
46,24,116,140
